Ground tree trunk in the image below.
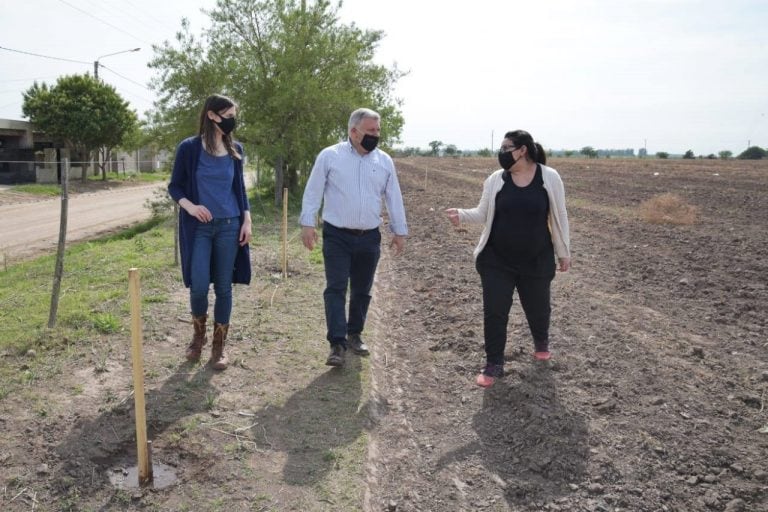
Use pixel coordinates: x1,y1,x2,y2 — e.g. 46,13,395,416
48,157,69,328
286,165,299,194
81,148,92,183
100,147,109,180
274,155,284,206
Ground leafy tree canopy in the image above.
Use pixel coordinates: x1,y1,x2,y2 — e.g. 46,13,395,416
428,140,443,155
22,74,137,154
738,146,766,160
149,0,405,193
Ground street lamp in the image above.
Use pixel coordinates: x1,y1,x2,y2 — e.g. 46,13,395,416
94,47,140,79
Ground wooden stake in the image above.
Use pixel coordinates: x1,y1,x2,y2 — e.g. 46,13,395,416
48,157,69,328
281,187,288,278
128,268,152,485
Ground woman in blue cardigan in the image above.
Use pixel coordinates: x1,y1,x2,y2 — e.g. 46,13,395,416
168,94,252,370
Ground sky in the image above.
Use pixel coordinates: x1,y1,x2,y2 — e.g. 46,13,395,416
1,0,766,156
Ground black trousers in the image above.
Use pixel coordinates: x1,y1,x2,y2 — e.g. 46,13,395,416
476,249,553,365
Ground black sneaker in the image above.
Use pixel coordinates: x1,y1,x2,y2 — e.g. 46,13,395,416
347,333,370,356
325,344,346,367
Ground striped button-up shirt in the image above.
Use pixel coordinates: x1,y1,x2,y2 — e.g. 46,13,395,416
300,141,408,236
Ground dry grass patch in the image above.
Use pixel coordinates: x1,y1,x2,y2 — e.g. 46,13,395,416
639,193,698,225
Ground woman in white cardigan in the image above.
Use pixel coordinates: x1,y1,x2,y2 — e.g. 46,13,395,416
446,130,571,388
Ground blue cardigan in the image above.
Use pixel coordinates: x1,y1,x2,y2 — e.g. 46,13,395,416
168,136,251,287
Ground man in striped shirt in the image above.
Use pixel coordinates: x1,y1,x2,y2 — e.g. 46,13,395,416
300,108,408,367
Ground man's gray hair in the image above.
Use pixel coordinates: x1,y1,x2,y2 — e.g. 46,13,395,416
348,108,380,132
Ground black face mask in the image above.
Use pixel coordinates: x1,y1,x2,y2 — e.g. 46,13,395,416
360,134,379,152
215,116,236,135
498,150,516,170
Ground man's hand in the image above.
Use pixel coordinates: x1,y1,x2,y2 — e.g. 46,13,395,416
390,235,406,256
301,226,318,250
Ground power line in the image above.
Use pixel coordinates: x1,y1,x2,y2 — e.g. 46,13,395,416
91,0,173,40
0,46,90,65
77,0,158,43
99,65,151,91
122,0,181,33
57,0,151,45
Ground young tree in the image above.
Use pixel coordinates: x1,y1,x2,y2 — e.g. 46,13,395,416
428,140,443,156
150,0,404,204
683,149,695,159
22,74,137,182
719,150,732,160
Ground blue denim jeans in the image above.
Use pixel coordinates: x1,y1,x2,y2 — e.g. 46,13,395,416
189,217,240,324
322,223,381,347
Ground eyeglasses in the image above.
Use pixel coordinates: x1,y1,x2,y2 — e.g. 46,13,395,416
499,144,518,152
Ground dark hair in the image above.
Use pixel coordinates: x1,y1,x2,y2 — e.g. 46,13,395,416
198,94,241,160
503,130,546,165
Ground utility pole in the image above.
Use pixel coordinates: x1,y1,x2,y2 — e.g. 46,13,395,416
491,130,494,151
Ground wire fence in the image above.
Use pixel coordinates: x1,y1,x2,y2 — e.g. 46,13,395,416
0,160,169,165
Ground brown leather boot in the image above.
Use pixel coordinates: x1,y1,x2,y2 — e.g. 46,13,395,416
185,314,208,361
210,322,229,370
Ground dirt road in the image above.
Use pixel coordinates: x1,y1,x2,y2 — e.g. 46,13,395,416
0,182,165,262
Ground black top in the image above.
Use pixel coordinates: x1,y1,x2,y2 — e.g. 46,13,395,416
486,164,555,276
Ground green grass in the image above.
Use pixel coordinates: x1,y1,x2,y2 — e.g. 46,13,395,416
0,190,370,510
11,183,61,196
88,170,171,183
10,171,170,197
0,217,177,392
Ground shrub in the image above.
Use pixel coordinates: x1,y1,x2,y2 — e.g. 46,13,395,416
639,193,697,225
656,152,669,159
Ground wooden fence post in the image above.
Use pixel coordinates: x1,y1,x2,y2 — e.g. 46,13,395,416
128,268,153,485
282,188,288,278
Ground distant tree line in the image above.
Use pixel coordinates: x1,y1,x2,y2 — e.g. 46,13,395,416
392,143,767,161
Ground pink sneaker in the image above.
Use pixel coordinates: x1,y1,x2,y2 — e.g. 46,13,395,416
476,363,504,388
533,351,552,361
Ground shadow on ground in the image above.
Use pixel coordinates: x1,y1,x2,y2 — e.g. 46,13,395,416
53,362,218,503
439,362,589,506
250,354,368,486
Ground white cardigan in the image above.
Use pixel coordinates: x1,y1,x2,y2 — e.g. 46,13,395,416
457,165,571,261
